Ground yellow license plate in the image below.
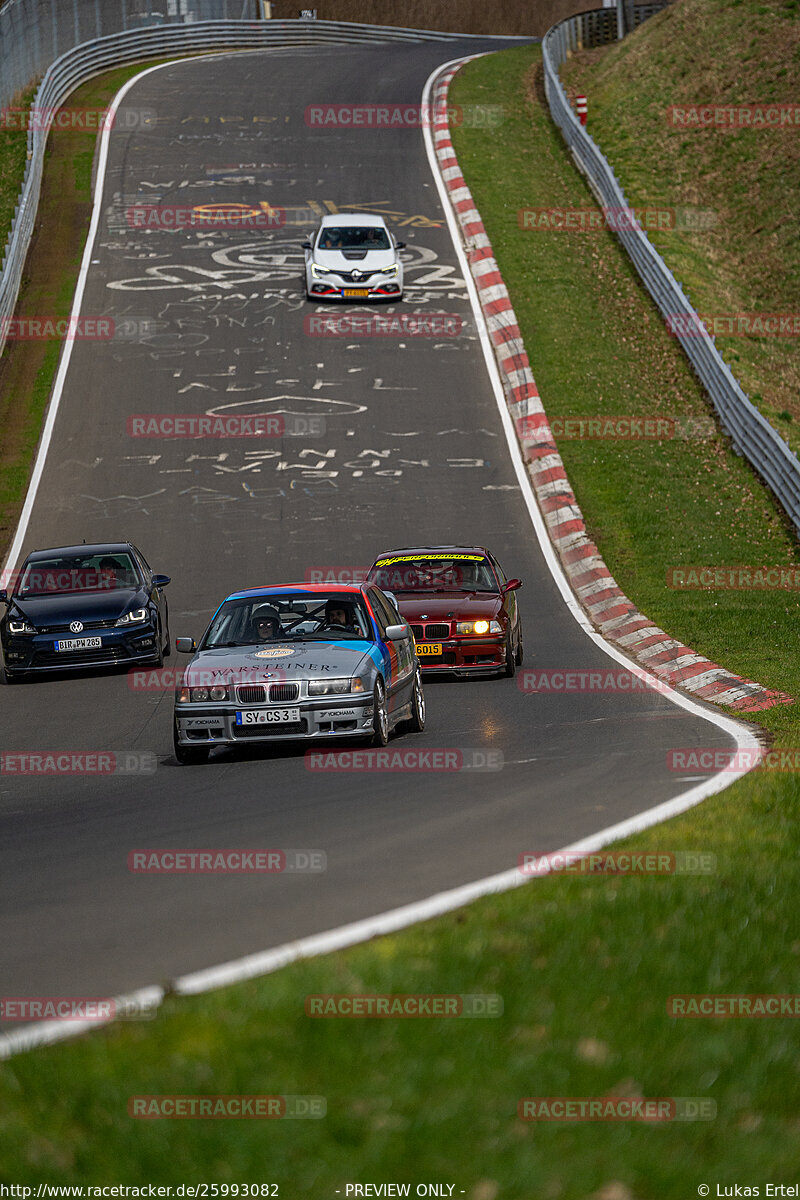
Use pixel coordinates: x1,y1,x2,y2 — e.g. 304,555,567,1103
415,643,443,656
343,288,370,297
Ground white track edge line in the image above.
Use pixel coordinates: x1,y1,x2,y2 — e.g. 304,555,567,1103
0,53,763,1060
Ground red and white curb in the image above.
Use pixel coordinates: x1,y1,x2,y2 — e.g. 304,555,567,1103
429,64,791,715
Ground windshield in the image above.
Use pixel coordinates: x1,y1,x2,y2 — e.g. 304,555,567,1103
203,593,373,648
367,555,498,594
16,553,139,596
317,226,391,251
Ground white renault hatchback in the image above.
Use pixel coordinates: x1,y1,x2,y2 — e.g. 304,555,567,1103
303,213,405,301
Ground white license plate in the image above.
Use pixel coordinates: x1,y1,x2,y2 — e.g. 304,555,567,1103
55,636,102,652
235,707,301,725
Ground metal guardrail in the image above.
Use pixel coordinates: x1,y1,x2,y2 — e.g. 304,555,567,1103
542,7,800,537
0,18,492,359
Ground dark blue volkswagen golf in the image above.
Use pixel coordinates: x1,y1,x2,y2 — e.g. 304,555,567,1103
0,542,171,682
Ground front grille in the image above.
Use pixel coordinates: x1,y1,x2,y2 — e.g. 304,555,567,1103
338,270,375,284
409,624,424,639
237,684,266,704
39,618,118,633
233,721,307,739
269,683,299,702
35,646,127,666
424,623,450,641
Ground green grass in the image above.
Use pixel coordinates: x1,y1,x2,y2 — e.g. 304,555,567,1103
450,43,800,745
560,0,800,454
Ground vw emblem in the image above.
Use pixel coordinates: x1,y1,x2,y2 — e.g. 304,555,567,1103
70,620,84,633
351,270,362,281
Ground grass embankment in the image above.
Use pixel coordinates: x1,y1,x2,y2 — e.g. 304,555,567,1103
561,0,800,452
3,32,800,1192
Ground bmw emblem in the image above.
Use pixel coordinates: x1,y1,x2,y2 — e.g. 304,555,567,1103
420,614,428,620
70,620,84,633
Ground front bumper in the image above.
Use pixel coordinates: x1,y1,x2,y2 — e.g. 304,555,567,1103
414,637,505,675
2,625,161,675
174,695,375,747
306,270,402,300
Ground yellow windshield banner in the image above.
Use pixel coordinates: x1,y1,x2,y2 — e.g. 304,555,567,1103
375,554,485,567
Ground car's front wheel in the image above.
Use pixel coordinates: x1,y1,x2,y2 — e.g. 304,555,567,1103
371,679,389,747
503,629,517,678
173,725,209,765
404,669,425,733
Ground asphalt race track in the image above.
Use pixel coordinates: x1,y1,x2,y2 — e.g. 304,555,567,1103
0,41,738,1017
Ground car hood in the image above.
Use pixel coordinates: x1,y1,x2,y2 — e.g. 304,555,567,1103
184,640,375,685
394,594,502,620
313,249,396,270
8,588,147,627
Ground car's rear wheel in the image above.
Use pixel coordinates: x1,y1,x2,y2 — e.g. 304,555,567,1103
173,725,209,765
503,629,517,678
371,679,389,747
403,669,425,733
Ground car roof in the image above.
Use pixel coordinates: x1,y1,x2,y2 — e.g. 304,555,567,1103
24,542,135,561
370,545,490,561
318,213,388,228
224,582,372,602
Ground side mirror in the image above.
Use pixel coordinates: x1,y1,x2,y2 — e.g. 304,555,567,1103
301,241,312,250
395,241,406,250
385,624,410,642
151,574,171,588
504,578,522,593
175,637,197,653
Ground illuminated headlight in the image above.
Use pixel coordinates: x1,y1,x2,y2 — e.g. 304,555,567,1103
311,263,332,278
8,617,35,635
115,608,148,626
178,685,229,702
456,619,502,635
309,677,352,696
380,264,399,276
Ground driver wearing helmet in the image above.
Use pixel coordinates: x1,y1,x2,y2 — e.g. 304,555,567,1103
251,603,282,642
323,599,364,635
